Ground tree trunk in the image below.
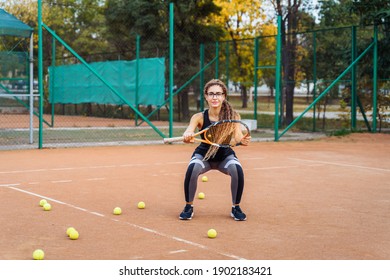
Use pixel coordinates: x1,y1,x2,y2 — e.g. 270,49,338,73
180,91,190,121
241,85,248,108
283,14,298,125
230,38,248,108
276,0,300,126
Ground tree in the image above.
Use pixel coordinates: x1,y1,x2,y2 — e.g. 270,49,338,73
105,0,225,121
271,0,316,125
350,0,390,130
212,0,267,108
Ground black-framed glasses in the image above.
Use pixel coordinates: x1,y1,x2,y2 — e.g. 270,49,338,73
207,92,224,98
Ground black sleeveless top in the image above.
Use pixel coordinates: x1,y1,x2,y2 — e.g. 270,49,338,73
192,109,236,162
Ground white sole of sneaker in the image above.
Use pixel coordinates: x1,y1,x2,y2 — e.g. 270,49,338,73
179,212,194,220
230,212,247,221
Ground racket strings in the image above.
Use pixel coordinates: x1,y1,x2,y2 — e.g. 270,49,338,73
204,122,236,160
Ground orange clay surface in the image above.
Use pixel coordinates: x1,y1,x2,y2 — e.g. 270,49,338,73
0,133,389,260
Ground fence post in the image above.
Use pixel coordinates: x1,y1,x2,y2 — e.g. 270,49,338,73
215,41,219,78
312,31,317,132
38,0,43,148
135,34,140,126
274,15,282,141
169,2,174,137
200,43,204,111
351,26,357,130
253,37,259,120
372,25,378,132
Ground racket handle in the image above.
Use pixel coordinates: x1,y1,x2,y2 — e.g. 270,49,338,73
163,136,184,144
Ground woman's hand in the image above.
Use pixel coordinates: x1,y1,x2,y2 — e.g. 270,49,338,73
239,134,251,146
183,131,195,143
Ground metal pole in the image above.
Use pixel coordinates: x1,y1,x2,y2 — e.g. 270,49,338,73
312,31,317,132
225,42,230,88
372,25,378,132
51,34,56,127
44,23,165,137
253,37,259,120
215,41,219,78
169,2,174,137
279,41,375,138
29,32,34,144
38,0,43,148
274,16,282,141
351,26,357,129
135,34,140,126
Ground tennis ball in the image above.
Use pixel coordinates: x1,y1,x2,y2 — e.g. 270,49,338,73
69,230,79,240
198,192,205,199
207,228,217,238
66,227,76,236
137,201,145,209
39,199,47,207
32,249,45,260
113,207,122,215
43,203,51,211
201,175,208,182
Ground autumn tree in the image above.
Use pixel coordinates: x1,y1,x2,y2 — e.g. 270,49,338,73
270,0,322,125
105,0,224,121
212,0,269,108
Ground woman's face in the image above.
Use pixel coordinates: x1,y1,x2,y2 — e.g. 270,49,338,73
205,85,225,109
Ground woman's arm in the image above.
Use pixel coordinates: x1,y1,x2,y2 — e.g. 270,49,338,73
183,112,203,143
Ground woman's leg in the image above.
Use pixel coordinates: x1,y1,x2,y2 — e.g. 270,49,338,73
180,154,211,220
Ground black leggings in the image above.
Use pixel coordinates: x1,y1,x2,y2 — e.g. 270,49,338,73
184,154,244,204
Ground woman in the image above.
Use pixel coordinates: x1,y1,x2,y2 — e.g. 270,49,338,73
179,79,251,221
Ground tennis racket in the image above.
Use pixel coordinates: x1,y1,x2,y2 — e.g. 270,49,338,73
163,119,250,148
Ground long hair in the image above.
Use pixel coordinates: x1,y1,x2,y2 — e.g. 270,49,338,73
203,79,238,160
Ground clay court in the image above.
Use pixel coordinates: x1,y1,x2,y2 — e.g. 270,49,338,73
0,133,389,260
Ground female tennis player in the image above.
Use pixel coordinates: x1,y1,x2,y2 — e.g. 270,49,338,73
179,79,251,221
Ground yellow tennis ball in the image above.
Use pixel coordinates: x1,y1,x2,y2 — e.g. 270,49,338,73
113,207,122,215
198,192,205,199
43,203,51,211
137,201,145,209
69,230,79,240
207,228,217,238
201,176,208,182
66,227,76,236
39,199,47,207
32,249,45,260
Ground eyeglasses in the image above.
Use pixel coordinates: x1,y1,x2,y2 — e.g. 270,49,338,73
206,92,224,98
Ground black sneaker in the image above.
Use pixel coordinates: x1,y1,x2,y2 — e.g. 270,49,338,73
231,205,247,221
179,204,194,220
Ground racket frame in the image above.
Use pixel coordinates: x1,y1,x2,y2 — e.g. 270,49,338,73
163,119,250,147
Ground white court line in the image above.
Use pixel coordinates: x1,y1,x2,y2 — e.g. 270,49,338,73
6,185,246,260
51,167,75,171
0,161,186,175
9,187,66,205
0,183,21,187
252,163,325,170
90,211,105,217
88,165,116,169
0,169,46,174
245,157,266,160
51,180,73,184
119,164,148,167
86,178,106,181
253,165,299,170
169,249,187,255
289,158,390,172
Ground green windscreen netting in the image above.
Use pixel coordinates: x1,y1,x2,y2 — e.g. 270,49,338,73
49,57,165,105
0,9,33,38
